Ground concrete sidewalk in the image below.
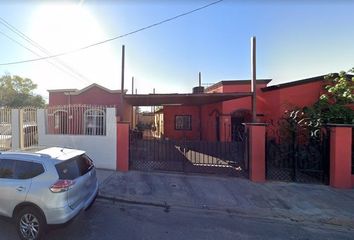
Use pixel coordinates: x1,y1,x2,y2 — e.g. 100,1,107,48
96,169,354,228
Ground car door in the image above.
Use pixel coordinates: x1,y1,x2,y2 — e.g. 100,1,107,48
0,159,32,217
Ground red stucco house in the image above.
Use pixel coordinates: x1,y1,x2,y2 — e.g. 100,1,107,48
47,83,126,135
158,75,342,142
47,74,352,140
48,83,124,107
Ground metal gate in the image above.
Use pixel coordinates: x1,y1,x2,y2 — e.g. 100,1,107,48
266,111,329,184
20,107,38,149
129,131,248,177
0,108,12,151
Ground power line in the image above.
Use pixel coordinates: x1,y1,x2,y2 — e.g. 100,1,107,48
0,0,223,66
0,17,93,84
0,29,92,85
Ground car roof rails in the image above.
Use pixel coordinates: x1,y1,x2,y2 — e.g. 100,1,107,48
38,153,51,158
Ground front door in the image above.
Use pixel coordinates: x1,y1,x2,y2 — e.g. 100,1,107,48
231,117,244,142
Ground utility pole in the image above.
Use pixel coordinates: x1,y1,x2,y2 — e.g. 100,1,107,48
131,76,134,128
131,77,134,95
251,37,257,123
120,45,125,121
199,72,202,86
152,88,155,113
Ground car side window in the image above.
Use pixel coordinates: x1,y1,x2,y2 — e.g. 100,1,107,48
0,159,44,179
14,161,44,179
0,159,15,179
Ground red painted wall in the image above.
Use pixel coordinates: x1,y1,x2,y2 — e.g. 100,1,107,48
163,106,201,140
49,86,122,107
261,81,325,124
162,80,330,141
329,126,353,188
221,82,268,120
164,103,223,141
201,103,222,141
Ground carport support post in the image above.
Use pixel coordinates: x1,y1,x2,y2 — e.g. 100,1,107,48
116,122,129,172
244,123,267,183
328,124,353,189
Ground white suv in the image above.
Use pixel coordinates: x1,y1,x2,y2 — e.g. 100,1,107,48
0,147,98,240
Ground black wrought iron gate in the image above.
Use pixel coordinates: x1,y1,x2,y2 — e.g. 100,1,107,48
129,131,248,177
266,111,330,184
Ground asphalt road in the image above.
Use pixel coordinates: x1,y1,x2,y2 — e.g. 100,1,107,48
1,198,353,240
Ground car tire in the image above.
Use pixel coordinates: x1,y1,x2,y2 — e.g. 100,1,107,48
16,207,46,240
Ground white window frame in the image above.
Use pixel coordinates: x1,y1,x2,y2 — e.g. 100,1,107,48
84,109,106,135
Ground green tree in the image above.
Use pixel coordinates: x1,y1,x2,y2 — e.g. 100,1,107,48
321,69,354,104
304,69,354,124
0,74,45,108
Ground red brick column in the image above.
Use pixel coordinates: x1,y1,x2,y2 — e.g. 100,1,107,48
244,123,267,183
328,124,353,189
117,122,129,172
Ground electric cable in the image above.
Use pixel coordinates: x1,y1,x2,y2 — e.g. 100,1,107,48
0,0,223,66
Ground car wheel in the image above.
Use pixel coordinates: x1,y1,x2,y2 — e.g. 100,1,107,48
16,207,46,240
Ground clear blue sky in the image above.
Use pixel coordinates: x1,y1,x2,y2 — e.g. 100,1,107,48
0,0,353,100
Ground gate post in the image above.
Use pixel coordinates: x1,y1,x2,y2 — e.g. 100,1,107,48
328,124,353,189
117,121,129,172
11,109,20,150
244,123,267,183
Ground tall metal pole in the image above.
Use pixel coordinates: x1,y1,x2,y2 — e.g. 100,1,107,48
251,37,257,123
131,77,134,95
131,76,134,128
120,45,125,120
152,88,155,113
198,72,202,86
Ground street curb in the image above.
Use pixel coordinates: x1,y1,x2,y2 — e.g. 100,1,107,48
97,193,354,230
97,195,171,212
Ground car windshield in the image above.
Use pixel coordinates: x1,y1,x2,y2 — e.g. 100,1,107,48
55,154,93,180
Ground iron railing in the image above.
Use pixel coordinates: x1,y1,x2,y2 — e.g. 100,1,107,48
266,110,330,184
0,107,12,151
46,105,115,136
21,107,38,149
129,129,249,177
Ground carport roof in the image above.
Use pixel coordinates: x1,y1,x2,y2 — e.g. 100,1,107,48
124,92,252,106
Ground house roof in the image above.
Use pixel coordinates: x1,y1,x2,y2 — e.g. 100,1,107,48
262,73,354,92
205,79,272,92
262,75,327,92
124,92,252,106
48,83,125,95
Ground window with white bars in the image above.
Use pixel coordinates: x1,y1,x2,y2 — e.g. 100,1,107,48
84,109,106,135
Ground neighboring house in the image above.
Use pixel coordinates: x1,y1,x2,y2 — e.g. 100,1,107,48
154,108,164,138
47,83,126,135
48,83,124,107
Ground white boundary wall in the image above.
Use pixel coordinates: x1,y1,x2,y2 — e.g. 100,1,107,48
37,108,117,170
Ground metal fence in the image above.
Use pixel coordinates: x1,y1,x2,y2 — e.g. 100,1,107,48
46,105,114,136
0,108,12,151
21,107,38,149
352,128,354,174
266,111,330,184
130,130,249,177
